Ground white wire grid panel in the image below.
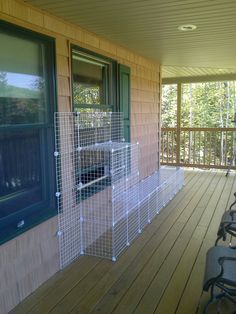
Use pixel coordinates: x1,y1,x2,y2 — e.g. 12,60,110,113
82,142,139,260
138,167,184,232
112,144,140,260
54,112,184,268
54,113,81,268
54,112,137,266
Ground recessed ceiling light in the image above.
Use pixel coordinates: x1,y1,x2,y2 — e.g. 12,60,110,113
178,24,197,31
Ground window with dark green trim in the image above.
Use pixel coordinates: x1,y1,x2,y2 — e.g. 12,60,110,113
0,21,56,244
71,46,117,112
71,47,117,198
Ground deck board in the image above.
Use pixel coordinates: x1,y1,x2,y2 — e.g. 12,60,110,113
155,172,231,314
76,172,203,314
109,174,212,314
11,169,236,314
132,172,219,314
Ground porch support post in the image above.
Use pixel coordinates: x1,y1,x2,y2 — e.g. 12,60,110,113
176,83,182,165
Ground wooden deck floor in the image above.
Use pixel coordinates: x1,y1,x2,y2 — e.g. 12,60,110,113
12,169,236,314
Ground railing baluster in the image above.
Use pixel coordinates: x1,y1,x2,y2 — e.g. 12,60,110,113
231,130,233,166
193,131,196,164
188,130,191,164
225,131,228,166
183,130,186,163
199,131,201,164
161,130,164,163
203,130,206,165
160,127,236,169
172,130,174,163
167,130,169,162
209,131,211,166
215,132,217,165
220,131,223,166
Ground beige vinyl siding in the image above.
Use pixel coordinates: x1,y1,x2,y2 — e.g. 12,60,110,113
0,1,160,313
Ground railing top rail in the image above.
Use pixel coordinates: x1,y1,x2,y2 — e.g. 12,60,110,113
161,127,176,131
162,127,236,131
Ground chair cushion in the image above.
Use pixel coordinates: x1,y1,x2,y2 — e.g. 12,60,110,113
218,210,236,235
203,246,236,291
222,258,236,287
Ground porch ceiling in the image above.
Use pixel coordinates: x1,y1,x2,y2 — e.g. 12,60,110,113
24,0,236,82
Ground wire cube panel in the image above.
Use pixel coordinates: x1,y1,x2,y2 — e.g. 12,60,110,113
81,142,139,260
138,167,184,232
54,111,184,269
111,143,140,260
54,113,81,268
54,112,139,266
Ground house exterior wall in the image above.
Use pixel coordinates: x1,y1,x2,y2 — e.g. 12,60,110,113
0,0,161,313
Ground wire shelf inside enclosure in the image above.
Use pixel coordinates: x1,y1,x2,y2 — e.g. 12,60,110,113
54,112,184,269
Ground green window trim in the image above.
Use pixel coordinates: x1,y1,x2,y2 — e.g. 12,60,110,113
71,45,118,112
70,47,132,202
119,64,131,142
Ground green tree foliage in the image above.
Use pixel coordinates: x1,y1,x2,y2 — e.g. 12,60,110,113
162,82,236,128
181,82,236,127
73,82,101,106
0,72,44,125
161,81,236,166
161,84,177,127
0,72,7,89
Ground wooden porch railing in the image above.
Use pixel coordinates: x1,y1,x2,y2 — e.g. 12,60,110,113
161,127,236,169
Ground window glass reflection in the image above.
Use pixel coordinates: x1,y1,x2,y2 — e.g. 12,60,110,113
72,52,107,106
0,32,47,125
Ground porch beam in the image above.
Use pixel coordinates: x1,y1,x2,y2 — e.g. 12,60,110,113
163,74,236,85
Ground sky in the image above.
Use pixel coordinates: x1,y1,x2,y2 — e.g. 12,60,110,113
4,72,40,90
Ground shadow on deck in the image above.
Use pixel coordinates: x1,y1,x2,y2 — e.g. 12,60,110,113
12,169,236,314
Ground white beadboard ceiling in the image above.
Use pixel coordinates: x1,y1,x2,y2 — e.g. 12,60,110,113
24,0,236,82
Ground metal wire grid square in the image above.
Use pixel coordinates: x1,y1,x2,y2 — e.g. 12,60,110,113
111,143,140,260
138,167,184,231
54,112,138,265
54,112,184,268
54,113,82,268
76,112,124,147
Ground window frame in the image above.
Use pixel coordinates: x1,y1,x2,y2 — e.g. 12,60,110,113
70,46,119,200
0,20,57,245
71,45,118,112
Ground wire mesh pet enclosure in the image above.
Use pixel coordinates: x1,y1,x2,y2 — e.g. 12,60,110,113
54,112,184,269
